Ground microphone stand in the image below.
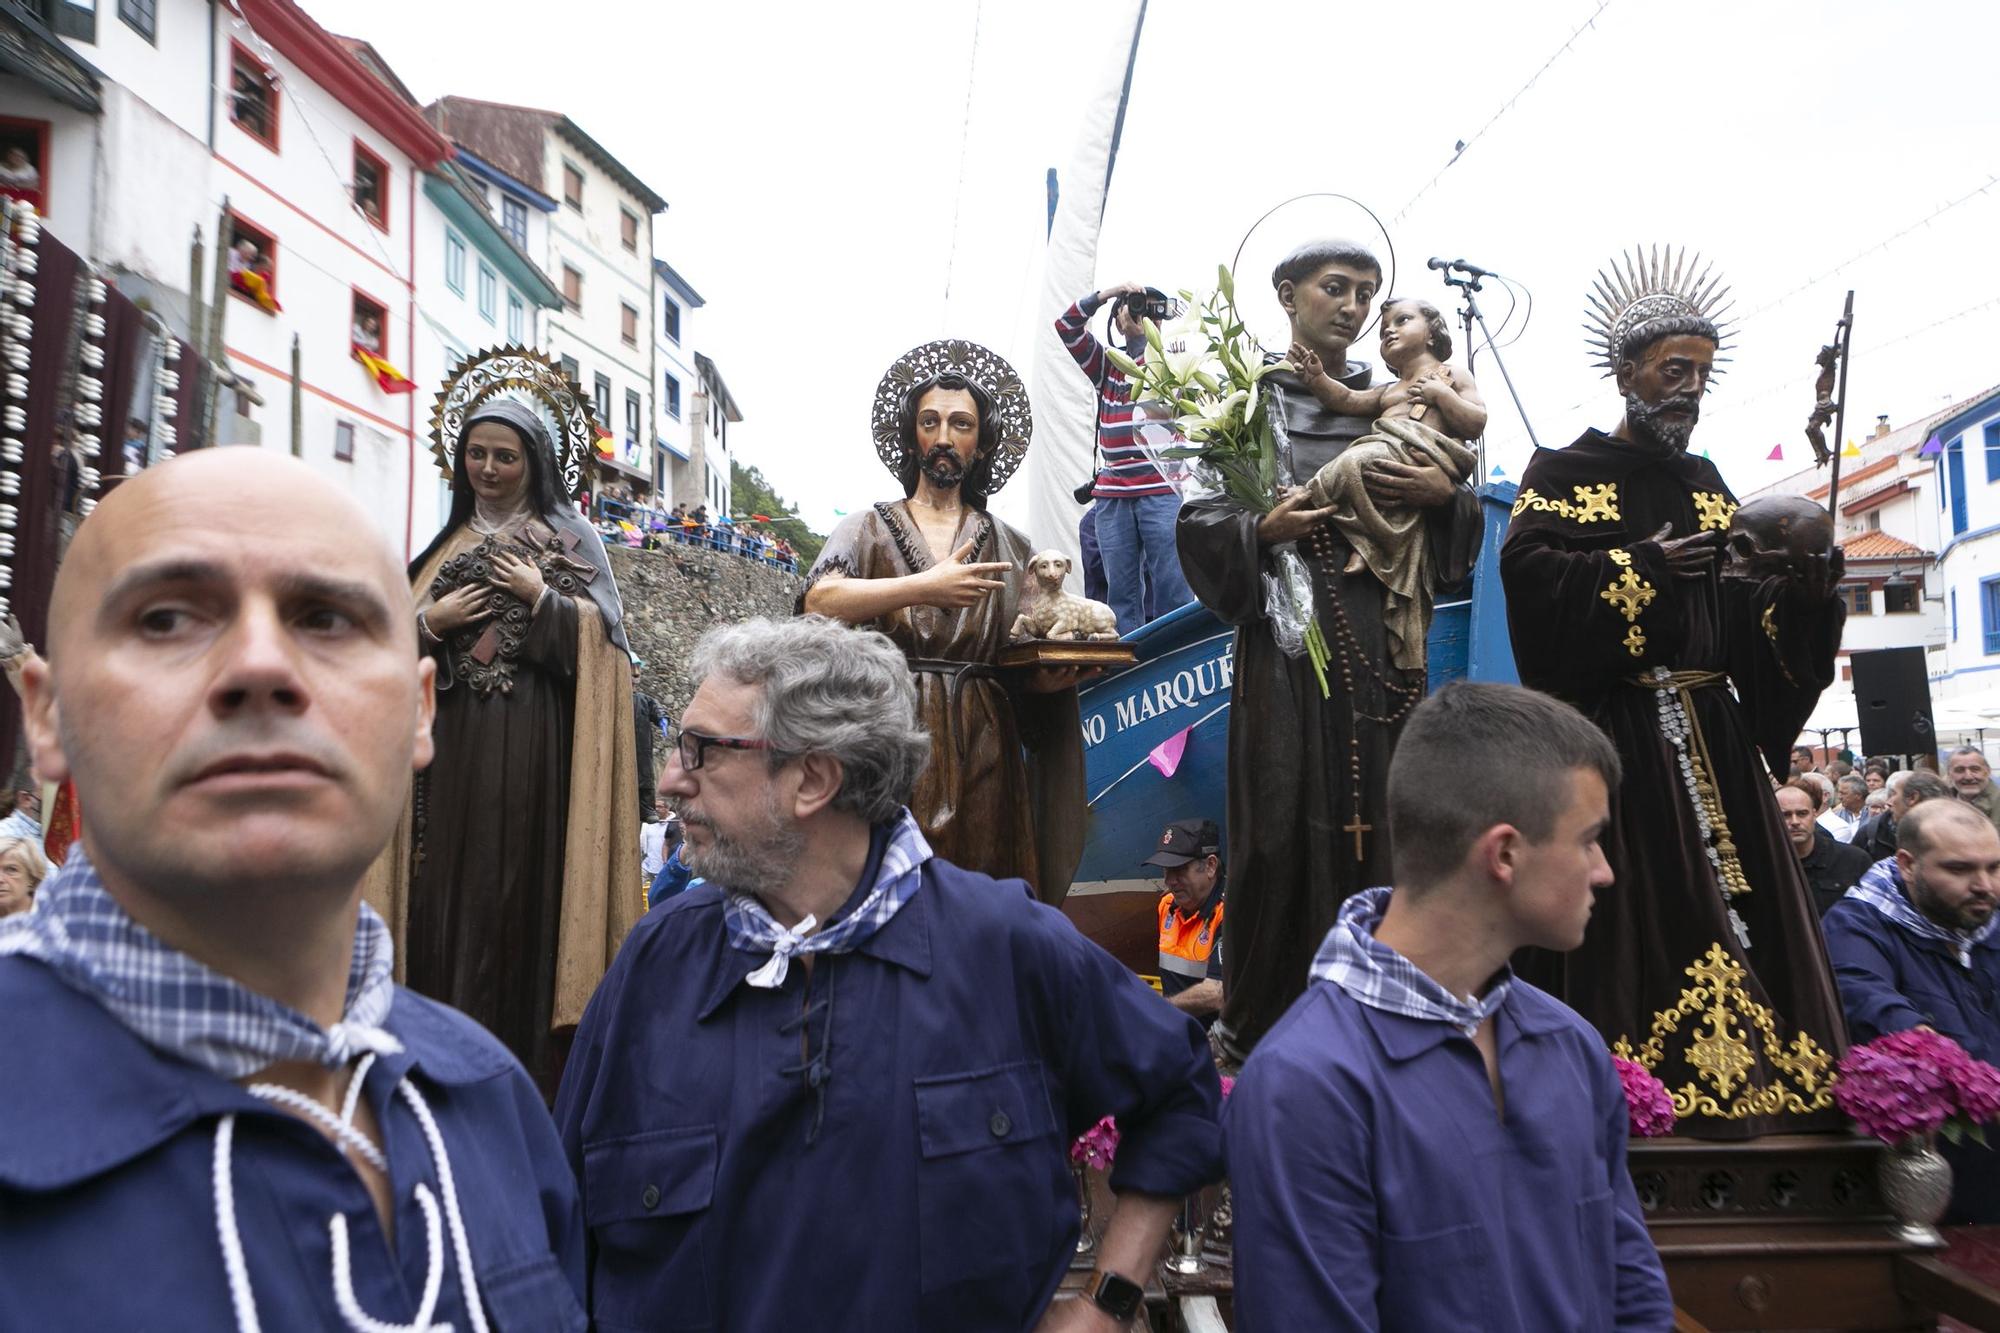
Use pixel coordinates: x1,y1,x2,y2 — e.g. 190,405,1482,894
1439,266,1540,480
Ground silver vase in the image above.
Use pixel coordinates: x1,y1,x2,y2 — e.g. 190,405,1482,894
1879,1134,1953,1245
1072,1164,1097,1265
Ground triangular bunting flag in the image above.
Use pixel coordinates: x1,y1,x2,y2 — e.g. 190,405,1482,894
1147,727,1191,779
1919,433,1944,457
1842,439,1863,458
1489,464,1507,480
1766,443,1784,460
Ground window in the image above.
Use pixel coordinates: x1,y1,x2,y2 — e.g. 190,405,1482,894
351,141,387,229
476,262,497,323
443,229,466,294
506,290,525,343
562,160,584,210
333,420,355,463
559,355,580,386
117,0,153,41
1838,584,1871,617
0,117,51,214
1884,580,1921,614
593,373,612,431
228,43,278,150
1988,422,2000,485
224,213,279,313
625,389,641,445
51,0,95,43
620,208,639,252
663,372,681,419
500,195,528,249
662,295,680,343
350,291,386,354
1984,576,2000,656
561,262,582,312
620,301,638,348
1949,436,1968,537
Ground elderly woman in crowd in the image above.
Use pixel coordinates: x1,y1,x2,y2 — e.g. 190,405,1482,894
0,835,48,917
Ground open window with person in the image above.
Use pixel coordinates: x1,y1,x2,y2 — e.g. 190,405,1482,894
351,141,388,230
351,291,386,354
0,118,49,214
225,214,279,313
228,43,278,150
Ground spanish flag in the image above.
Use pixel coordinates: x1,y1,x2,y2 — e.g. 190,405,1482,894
352,344,417,394
231,268,281,313
594,423,615,457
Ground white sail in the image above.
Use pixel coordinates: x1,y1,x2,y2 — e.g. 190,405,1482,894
1018,0,1148,590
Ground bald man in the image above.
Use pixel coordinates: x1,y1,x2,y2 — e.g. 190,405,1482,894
1824,799,2000,1223
0,451,586,1329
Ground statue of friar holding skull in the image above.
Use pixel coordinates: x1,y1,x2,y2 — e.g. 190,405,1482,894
803,340,1089,905
1499,246,1849,1139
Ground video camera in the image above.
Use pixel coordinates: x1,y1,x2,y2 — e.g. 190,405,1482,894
1113,286,1177,325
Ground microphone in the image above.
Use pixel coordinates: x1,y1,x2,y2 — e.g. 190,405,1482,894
1429,257,1494,278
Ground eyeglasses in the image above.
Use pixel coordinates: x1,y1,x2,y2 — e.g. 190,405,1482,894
667,722,781,772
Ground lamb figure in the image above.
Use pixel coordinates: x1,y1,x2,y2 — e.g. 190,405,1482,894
1009,549,1120,643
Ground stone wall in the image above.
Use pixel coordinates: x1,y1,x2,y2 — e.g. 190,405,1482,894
608,543,805,722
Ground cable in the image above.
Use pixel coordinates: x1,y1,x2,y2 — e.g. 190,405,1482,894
1736,174,2000,327
1391,0,1614,225
939,0,984,323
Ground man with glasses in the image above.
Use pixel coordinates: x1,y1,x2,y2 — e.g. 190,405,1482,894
556,616,1223,1331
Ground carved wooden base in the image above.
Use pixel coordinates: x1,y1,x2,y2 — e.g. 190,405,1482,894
1632,1132,1942,1330
996,639,1137,670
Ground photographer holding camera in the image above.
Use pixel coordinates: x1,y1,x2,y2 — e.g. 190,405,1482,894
1056,281,1194,635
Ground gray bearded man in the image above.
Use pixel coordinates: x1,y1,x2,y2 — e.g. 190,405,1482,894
1500,247,1849,1137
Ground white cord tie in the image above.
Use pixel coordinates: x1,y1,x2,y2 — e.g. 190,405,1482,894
212,1063,487,1333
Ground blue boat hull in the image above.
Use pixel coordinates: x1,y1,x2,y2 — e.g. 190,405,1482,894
1072,484,1519,889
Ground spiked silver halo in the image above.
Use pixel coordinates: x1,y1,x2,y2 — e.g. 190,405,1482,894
1584,245,1735,376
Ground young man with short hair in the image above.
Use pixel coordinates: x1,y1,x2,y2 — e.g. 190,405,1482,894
1776,778,1872,915
1227,681,1672,1330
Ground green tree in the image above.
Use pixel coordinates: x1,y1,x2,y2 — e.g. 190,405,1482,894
730,460,826,565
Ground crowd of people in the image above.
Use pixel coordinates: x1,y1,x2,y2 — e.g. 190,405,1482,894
4,238,1999,1332
591,492,801,570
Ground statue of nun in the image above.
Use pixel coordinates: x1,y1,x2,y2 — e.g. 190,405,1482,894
366,350,643,1093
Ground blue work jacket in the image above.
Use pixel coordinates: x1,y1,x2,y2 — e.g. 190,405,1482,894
1824,884,2000,1222
1226,977,1673,1332
0,956,586,1330
555,855,1224,1332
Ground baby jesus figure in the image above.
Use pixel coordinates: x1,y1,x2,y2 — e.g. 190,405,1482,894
1288,296,1488,669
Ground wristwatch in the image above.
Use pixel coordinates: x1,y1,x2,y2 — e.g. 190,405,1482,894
1083,1268,1144,1322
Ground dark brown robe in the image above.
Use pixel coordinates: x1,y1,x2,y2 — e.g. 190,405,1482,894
365,521,642,1097
1501,428,1848,1137
1177,367,1483,1060
806,501,1085,904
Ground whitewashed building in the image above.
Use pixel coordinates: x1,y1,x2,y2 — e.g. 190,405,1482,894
653,257,703,498
428,97,667,504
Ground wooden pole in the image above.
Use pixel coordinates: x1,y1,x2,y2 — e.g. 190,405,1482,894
289,333,302,458
1822,290,1856,520
187,225,205,356
202,199,232,449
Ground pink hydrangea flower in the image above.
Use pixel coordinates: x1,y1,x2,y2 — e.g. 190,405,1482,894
1612,1055,1677,1137
1835,1029,2000,1144
1069,1116,1120,1172
1219,1075,1236,1100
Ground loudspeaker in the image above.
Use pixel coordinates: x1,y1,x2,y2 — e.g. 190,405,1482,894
1849,647,1936,757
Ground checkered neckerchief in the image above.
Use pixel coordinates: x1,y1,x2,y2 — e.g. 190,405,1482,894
1847,857,1997,970
717,809,931,988
0,849,402,1079
1307,886,1512,1037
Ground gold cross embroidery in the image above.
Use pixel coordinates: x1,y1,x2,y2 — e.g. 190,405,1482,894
1693,491,1737,532
1600,565,1657,623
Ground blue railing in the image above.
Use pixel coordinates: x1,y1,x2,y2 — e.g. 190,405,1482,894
593,498,801,573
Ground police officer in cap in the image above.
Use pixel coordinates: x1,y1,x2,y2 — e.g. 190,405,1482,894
1147,817,1225,1025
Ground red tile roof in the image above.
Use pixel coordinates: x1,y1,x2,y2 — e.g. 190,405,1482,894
1842,530,1929,559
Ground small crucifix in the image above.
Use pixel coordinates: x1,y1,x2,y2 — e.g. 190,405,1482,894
1343,815,1372,862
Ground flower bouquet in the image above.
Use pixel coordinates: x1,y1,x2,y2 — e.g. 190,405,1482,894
1611,1055,1677,1138
1069,1115,1121,1172
1105,265,1332,695
1835,1028,2000,1147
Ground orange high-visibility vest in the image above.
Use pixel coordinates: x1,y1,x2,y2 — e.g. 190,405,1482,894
1156,892,1223,989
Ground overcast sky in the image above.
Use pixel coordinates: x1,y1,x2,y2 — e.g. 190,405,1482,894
303,0,2000,533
